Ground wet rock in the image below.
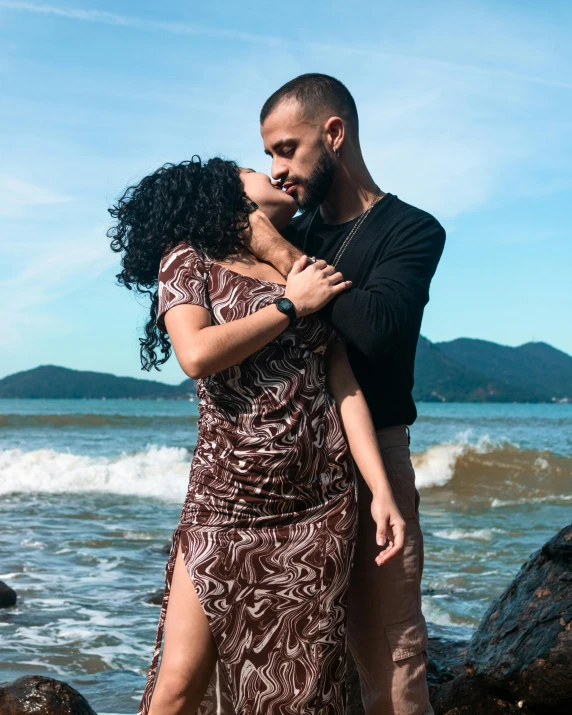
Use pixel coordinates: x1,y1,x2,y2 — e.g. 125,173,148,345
465,524,572,713
147,588,165,605
427,635,468,696
0,675,97,714
432,672,535,714
0,581,17,608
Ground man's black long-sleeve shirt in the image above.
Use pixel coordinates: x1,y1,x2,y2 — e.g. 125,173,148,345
283,192,446,429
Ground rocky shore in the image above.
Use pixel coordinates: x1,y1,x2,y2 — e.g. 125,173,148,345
1,525,570,714
347,524,572,715
0,676,96,714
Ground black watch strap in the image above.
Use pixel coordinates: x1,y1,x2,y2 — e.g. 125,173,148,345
273,297,297,324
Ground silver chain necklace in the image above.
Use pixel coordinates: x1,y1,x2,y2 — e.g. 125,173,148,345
302,188,383,268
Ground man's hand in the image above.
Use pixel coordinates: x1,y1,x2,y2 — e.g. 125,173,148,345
241,209,302,278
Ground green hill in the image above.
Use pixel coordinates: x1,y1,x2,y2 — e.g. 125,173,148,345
412,337,539,403
434,339,572,401
0,365,195,400
1,336,570,402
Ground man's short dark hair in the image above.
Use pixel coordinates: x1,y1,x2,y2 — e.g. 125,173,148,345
260,73,358,131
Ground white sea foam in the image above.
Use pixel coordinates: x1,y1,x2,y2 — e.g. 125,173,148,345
0,445,192,502
20,538,46,549
411,442,467,488
434,528,506,542
420,596,457,627
411,431,504,488
491,494,572,507
19,660,69,677
533,457,550,472
0,432,526,499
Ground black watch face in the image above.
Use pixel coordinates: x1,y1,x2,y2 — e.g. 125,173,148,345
279,298,293,309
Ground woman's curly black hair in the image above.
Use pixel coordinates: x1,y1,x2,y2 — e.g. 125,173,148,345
108,156,252,372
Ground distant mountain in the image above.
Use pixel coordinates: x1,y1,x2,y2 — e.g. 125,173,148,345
1,337,570,402
0,365,195,400
412,337,538,403
435,339,572,401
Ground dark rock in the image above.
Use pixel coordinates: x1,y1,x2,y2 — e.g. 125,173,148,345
348,528,571,713
147,588,165,605
0,581,17,608
432,673,535,714
542,526,572,560
346,650,364,714
465,524,572,713
0,675,97,714
427,635,468,696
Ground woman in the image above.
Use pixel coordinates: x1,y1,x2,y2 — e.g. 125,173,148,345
108,156,405,715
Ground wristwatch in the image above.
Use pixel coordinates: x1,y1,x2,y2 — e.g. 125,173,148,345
273,296,297,324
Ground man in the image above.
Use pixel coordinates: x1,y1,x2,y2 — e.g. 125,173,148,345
243,74,446,714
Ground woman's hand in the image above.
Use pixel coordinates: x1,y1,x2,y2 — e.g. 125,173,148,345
284,255,352,317
371,493,406,566
324,342,407,567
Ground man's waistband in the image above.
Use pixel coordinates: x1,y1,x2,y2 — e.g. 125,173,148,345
374,423,410,449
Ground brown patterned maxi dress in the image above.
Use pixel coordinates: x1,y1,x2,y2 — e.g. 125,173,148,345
137,241,358,715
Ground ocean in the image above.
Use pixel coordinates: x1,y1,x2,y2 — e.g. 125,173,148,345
0,399,570,713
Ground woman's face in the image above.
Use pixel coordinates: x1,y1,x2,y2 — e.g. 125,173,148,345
240,168,297,230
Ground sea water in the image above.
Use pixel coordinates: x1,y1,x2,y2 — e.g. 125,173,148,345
0,399,570,713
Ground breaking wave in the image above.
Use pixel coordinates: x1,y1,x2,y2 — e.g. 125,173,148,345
412,434,571,503
0,445,192,502
1,435,570,504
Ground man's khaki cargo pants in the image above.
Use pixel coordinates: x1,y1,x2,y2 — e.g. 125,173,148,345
347,423,433,715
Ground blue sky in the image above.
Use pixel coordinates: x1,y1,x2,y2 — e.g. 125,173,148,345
0,0,571,385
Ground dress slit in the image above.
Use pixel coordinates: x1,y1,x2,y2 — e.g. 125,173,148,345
136,526,180,715
137,526,235,715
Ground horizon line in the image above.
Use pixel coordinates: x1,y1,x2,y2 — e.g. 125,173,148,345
0,334,570,384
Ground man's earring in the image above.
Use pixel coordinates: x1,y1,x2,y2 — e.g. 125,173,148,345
334,147,340,158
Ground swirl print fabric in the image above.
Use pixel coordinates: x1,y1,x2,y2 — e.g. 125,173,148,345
137,242,358,715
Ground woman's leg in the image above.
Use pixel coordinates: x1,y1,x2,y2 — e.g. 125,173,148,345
148,540,218,715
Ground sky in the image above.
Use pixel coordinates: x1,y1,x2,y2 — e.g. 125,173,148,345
0,0,571,385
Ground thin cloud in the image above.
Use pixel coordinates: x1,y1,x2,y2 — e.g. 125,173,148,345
0,1,283,45
0,177,72,216
0,226,117,345
1,1,571,91
1,227,115,308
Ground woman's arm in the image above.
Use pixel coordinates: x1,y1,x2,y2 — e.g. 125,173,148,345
165,255,351,379
326,340,406,566
166,300,290,379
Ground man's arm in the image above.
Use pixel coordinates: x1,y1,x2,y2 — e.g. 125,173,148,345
244,209,446,360
242,210,304,275
321,215,446,359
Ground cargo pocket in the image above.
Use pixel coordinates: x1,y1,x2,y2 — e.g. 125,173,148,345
383,611,428,661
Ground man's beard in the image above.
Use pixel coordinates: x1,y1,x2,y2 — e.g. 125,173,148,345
297,147,336,212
